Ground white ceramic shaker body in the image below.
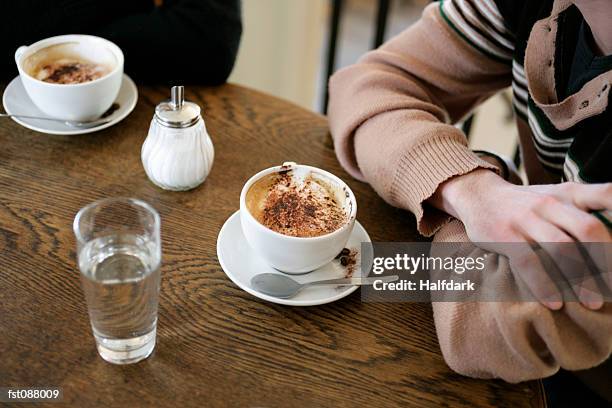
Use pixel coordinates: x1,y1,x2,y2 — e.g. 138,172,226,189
141,86,214,191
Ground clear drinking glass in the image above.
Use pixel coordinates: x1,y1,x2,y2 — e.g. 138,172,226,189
73,198,162,364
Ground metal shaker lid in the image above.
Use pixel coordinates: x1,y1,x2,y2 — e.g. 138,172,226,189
154,86,201,128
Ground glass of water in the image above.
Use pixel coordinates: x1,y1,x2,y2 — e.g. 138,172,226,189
73,198,161,364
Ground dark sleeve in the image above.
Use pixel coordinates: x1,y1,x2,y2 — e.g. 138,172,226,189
0,0,152,80
492,0,550,32
492,0,554,60
94,0,242,85
492,0,524,33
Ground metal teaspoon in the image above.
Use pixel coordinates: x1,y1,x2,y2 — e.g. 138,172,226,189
251,273,400,299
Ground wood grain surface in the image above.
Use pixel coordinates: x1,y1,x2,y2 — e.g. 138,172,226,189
0,83,545,408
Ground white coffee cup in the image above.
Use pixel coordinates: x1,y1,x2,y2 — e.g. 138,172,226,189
15,34,124,121
240,162,357,274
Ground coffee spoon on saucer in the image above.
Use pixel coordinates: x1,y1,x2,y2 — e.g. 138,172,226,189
0,113,110,128
251,273,399,299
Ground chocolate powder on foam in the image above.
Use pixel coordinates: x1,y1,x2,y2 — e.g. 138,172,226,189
40,62,107,84
261,172,347,237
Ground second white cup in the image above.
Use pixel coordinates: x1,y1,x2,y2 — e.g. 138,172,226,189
240,163,357,274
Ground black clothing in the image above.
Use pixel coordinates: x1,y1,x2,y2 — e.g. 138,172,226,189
1,0,242,85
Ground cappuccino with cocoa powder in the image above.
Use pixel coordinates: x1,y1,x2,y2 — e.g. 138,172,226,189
246,168,349,238
23,42,113,85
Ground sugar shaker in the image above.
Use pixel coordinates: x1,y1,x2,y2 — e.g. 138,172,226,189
141,86,214,191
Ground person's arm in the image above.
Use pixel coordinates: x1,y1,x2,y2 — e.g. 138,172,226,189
94,0,242,85
329,0,612,310
328,0,510,237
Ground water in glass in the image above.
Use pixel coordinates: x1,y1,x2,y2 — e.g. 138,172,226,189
78,233,161,364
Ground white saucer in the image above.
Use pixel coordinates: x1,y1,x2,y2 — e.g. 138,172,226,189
217,210,372,306
2,74,138,135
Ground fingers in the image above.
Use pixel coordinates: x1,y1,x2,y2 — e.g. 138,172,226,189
527,203,610,309
518,216,594,308
535,200,611,243
577,242,612,304
506,243,563,310
577,274,604,310
542,239,603,310
583,242,612,289
563,182,612,211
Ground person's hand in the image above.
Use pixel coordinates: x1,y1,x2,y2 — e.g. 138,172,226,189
430,169,612,310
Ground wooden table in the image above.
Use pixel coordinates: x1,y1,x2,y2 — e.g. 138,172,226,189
0,84,544,407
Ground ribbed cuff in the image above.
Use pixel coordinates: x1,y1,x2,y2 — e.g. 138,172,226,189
391,135,499,237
